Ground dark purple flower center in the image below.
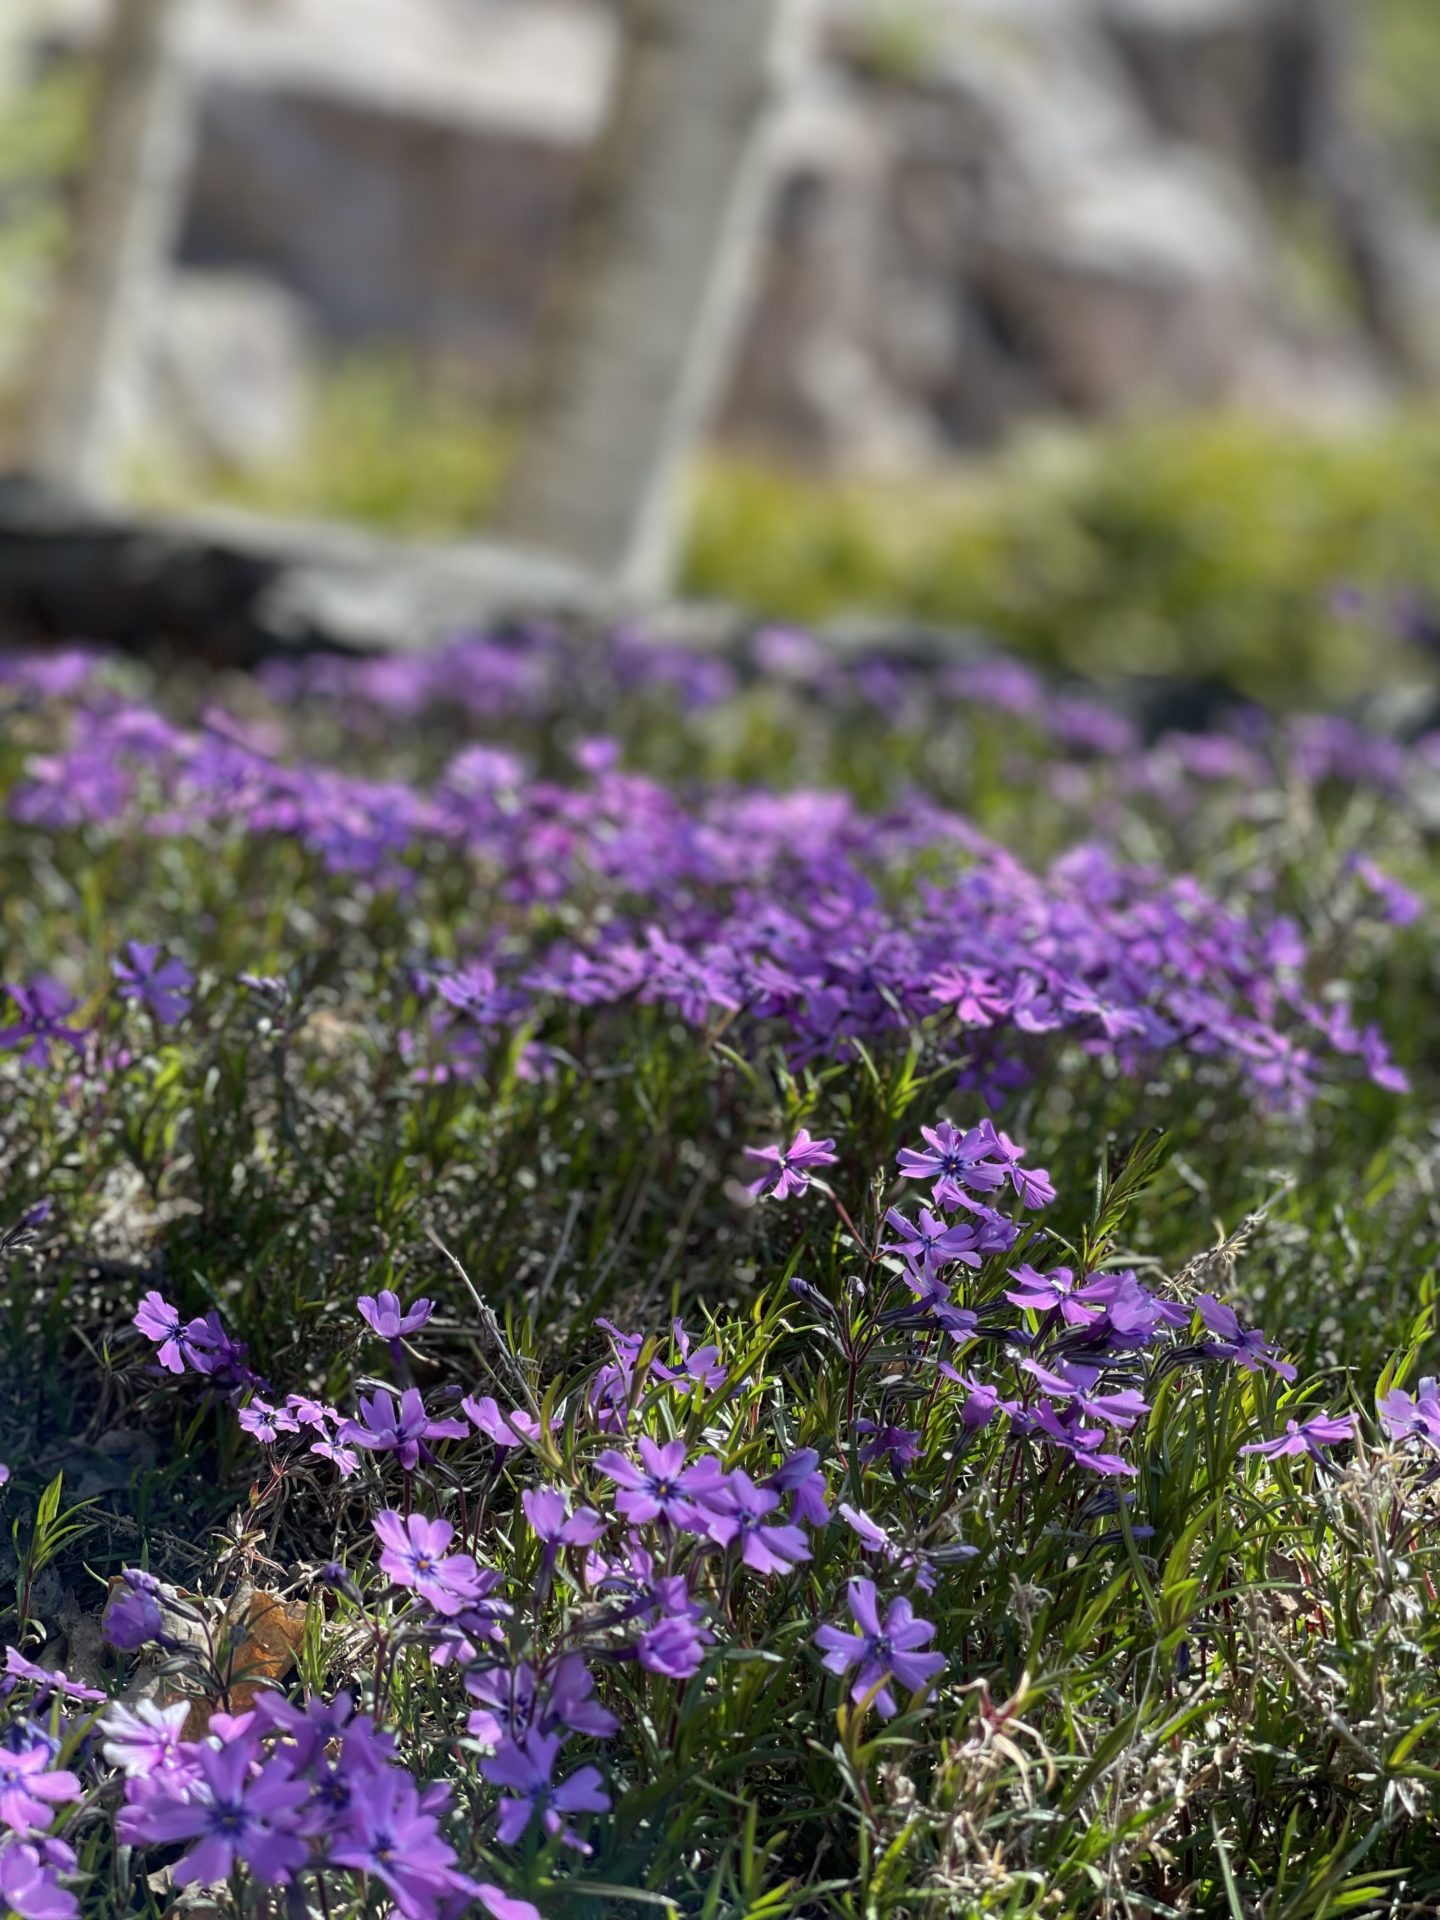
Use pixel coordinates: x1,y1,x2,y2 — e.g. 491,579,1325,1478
208,1800,249,1838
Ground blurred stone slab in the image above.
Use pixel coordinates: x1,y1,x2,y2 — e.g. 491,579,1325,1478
0,479,609,661
45,0,618,141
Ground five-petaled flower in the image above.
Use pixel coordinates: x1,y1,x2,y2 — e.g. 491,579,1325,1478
374,1509,490,1616
1239,1412,1357,1461
743,1128,838,1201
357,1289,434,1340
814,1578,947,1718
339,1388,469,1472
0,977,85,1066
113,942,194,1025
482,1730,610,1854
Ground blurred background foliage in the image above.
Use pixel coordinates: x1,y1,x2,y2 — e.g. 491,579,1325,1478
686,417,1440,708
2,0,1440,714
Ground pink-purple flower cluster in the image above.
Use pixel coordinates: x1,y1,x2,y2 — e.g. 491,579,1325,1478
3,667,1416,1111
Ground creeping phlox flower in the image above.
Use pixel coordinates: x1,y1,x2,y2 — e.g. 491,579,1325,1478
100,1116,1377,1909
0,979,85,1067
0,1661,89,1919
2,633,1418,1108
1378,1377,1440,1450
132,1290,252,1382
744,1127,838,1200
1238,1412,1358,1461
112,941,194,1025
374,1510,493,1617
815,1578,947,1718
112,1691,484,1915
358,1289,435,1341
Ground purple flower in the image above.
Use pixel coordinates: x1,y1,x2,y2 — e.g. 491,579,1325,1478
855,1421,922,1471
766,1447,831,1526
100,1701,194,1779
374,1510,489,1616
463,1395,548,1452
339,1388,469,1472
1378,1377,1440,1448
1030,1402,1137,1477
896,1119,1009,1201
1195,1295,1297,1382
124,1743,312,1889
476,1884,545,1920
883,1206,985,1282
1020,1360,1151,1429
329,1770,481,1915
483,1730,610,1854
638,1610,714,1679
467,1654,619,1745
928,969,1010,1029
0,1746,82,1833
113,942,194,1024
743,1128,838,1200
594,1437,715,1530
357,1290,434,1340
1239,1412,1357,1461
103,1569,168,1650
1003,1264,1104,1325
2,1649,104,1703
814,1578,947,1718
522,1487,608,1549
238,1395,300,1445
0,979,85,1066
132,1293,249,1379
0,1842,78,1920
309,1437,361,1477
699,1469,813,1575
133,1291,203,1373
653,1319,726,1393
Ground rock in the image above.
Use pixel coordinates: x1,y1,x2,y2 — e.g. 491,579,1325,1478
146,270,318,471
721,0,1406,455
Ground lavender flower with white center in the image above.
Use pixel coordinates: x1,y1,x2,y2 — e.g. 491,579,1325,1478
814,1578,947,1718
238,1395,300,1445
309,1436,361,1477
100,1701,194,1780
373,1509,490,1616
743,1128,838,1200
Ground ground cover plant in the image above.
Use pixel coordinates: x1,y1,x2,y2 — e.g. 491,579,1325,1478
0,627,1438,1918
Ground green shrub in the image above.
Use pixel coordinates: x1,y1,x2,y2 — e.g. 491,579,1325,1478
685,415,1440,706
